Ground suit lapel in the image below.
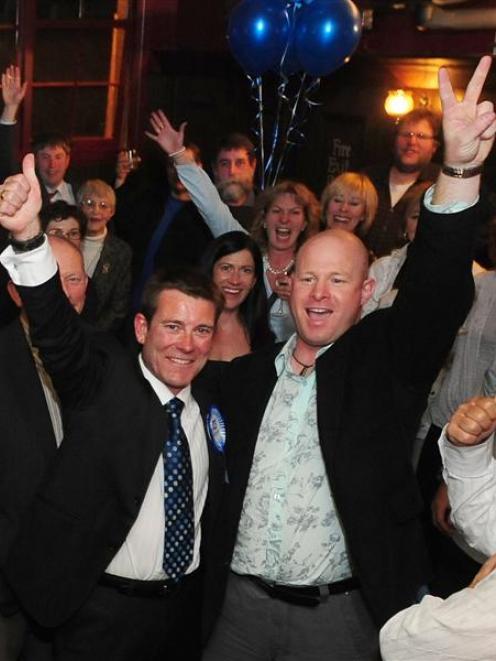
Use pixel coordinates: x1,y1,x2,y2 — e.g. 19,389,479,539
315,335,351,469
194,388,225,493
129,360,168,495
6,320,58,457
227,352,279,506
93,235,111,282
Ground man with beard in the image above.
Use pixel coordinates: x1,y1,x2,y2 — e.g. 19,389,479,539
211,133,257,231
363,109,440,257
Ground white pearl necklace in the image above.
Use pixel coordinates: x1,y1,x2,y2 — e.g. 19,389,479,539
264,254,294,276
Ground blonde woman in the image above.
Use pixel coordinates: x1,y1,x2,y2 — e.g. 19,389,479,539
320,172,378,237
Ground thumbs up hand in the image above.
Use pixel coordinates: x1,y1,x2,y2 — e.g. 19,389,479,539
0,154,42,240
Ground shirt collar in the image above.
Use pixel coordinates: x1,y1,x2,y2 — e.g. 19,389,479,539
138,353,192,408
83,227,108,243
274,333,333,377
46,180,68,195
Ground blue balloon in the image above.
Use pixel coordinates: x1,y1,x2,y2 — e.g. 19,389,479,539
228,0,290,77
295,0,362,77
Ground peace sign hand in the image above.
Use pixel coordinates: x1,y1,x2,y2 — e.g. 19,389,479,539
440,55,496,168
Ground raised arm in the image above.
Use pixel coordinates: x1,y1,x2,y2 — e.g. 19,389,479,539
0,66,26,180
390,57,495,389
1,65,27,124
439,396,496,557
0,155,104,409
145,110,246,237
432,55,495,206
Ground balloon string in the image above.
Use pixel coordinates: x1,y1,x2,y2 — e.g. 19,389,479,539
247,75,266,191
257,77,265,191
272,76,321,184
271,72,306,185
265,1,294,186
265,73,290,185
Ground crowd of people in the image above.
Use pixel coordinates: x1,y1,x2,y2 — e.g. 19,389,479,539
1,55,496,661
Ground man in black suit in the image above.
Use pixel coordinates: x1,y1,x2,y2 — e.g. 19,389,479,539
199,57,496,660
0,235,88,660
113,141,213,311
0,155,226,661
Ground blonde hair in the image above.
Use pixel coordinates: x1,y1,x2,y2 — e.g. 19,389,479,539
251,180,321,252
320,172,378,236
77,179,116,209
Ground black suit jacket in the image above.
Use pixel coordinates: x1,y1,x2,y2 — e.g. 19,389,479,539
90,232,132,333
114,168,213,286
363,162,440,258
0,318,57,568
5,276,226,628
204,202,476,630
0,318,58,614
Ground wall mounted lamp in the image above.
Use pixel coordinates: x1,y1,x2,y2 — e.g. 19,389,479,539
384,89,414,118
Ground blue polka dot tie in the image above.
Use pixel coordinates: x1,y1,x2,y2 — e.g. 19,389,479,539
163,398,194,581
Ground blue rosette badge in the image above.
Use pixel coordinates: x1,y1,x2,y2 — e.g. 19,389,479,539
207,405,226,453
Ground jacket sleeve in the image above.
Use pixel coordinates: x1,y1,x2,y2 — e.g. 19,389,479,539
175,163,247,237
388,200,476,390
18,273,106,409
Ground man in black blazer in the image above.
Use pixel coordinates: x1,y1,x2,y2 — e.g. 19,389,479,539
0,235,88,659
0,157,226,661
200,57,496,660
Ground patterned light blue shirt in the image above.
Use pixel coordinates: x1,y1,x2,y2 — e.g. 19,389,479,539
231,335,352,585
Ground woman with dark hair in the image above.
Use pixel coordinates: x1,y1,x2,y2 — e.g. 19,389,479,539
201,231,274,361
40,200,88,248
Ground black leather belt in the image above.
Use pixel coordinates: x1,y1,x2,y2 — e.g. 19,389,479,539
98,572,193,598
245,574,360,607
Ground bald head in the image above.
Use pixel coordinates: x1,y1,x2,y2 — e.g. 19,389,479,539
290,228,375,355
48,235,88,313
295,229,370,282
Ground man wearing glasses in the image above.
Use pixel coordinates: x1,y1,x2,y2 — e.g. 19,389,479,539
364,108,440,257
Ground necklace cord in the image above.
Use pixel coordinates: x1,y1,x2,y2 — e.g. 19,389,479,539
292,350,315,371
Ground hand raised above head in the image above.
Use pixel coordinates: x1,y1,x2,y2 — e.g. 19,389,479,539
446,396,496,447
145,109,186,156
0,154,42,239
440,55,496,168
1,64,27,109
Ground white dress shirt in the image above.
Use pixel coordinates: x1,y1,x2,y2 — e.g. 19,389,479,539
106,356,209,580
380,570,496,660
45,180,76,205
440,429,496,558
